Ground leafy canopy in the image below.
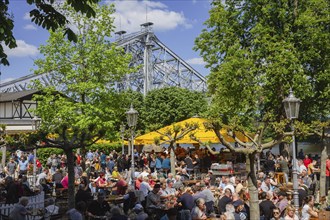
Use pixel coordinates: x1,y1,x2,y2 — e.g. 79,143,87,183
195,0,330,134
33,2,134,149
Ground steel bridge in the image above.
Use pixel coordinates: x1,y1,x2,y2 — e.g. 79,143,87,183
0,23,207,95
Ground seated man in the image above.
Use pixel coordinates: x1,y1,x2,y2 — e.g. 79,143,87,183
112,175,128,195
75,183,93,205
45,198,59,217
146,183,161,209
87,192,111,219
9,197,30,219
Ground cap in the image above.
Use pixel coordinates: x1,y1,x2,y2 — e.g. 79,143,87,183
208,170,213,173
232,200,244,207
133,204,143,210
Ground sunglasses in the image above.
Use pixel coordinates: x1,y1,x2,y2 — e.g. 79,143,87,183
273,211,279,214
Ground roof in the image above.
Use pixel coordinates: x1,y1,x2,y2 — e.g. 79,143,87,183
0,89,39,102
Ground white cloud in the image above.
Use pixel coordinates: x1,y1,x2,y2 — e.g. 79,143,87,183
186,57,206,65
24,24,37,30
23,12,30,20
107,0,192,32
3,40,39,57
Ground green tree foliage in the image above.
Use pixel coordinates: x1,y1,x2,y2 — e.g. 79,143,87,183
195,0,329,126
0,0,99,66
31,3,133,208
194,0,329,218
142,87,207,131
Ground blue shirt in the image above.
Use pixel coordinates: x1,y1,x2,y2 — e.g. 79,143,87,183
19,160,29,171
162,158,170,169
156,157,162,169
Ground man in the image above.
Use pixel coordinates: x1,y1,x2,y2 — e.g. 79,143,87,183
133,203,148,220
277,156,289,183
139,176,152,197
194,183,215,216
259,192,276,220
52,169,63,188
146,183,161,209
232,200,247,220
218,188,233,214
9,197,30,219
6,158,17,177
87,192,111,219
275,191,288,214
260,176,272,193
164,179,176,196
36,168,51,187
298,159,307,175
18,156,29,175
5,176,20,203
113,175,128,195
75,183,93,205
177,187,194,211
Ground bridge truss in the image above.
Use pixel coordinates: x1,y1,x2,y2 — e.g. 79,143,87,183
0,23,207,95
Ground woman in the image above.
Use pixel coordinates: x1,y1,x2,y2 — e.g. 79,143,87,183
301,195,318,220
268,172,279,190
283,205,298,220
191,198,207,220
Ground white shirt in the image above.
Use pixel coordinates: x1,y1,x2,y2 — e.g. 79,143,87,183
301,204,310,220
36,172,47,186
140,181,152,197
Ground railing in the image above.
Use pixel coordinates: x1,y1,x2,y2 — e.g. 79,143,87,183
0,191,44,219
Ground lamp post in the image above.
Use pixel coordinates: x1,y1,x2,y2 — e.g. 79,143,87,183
32,116,41,189
283,88,301,212
126,104,138,184
120,123,125,154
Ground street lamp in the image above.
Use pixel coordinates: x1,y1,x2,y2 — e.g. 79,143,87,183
283,88,301,212
32,116,41,189
120,123,125,154
126,104,138,184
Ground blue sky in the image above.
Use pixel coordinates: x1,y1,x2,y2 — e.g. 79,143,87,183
1,0,211,84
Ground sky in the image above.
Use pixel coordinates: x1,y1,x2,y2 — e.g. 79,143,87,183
0,0,212,84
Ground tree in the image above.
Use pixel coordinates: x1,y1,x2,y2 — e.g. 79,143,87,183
0,0,100,66
194,0,329,218
30,3,133,209
141,87,207,131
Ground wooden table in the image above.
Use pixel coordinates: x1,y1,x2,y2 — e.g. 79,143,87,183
310,210,330,220
106,196,124,204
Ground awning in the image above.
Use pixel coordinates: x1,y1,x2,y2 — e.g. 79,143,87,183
134,117,249,145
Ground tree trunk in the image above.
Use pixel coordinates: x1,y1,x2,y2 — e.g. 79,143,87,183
320,144,327,197
170,147,176,175
246,152,260,220
1,146,6,168
65,147,76,209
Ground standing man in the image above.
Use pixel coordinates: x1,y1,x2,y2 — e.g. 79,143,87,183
18,156,29,175
6,157,17,177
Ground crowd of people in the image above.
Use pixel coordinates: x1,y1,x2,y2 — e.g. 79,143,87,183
0,146,330,220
